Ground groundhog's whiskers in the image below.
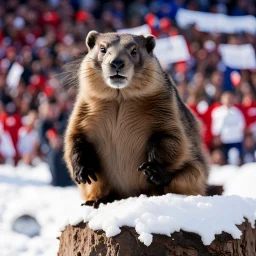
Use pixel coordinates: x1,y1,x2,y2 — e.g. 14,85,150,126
81,72,101,81
64,79,78,91
58,73,78,89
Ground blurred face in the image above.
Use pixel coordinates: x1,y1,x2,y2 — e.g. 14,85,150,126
211,71,223,87
27,111,38,126
242,93,254,106
193,72,204,88
244,136,254,151
221,93,234,107
0,75,5,88
42,103,59,120
211,150,225,165
0,103,3,114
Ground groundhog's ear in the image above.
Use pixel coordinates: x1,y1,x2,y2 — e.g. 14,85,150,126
145,35,156,54
86,31,99,50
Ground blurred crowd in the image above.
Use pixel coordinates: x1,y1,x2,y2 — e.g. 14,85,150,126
0,0,256,186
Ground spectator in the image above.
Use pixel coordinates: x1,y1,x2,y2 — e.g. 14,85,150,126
211,149,226,166
243,133,256,163
0,121,15,164
37,97,61,156
0,102,22,165
46,128,72,187
17,110,39,165
211,91,246,162
36,97,70,186
242,92,256,135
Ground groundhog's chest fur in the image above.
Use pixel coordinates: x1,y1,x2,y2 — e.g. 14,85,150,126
82,99,156,196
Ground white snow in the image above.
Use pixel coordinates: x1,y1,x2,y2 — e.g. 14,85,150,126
208,164,239,186
0,163,80,256
68,193,256,246
138,232,153,246
1,162,256,255
208,163,256,198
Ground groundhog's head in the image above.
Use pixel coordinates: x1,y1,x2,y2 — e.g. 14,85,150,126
79,31,164,99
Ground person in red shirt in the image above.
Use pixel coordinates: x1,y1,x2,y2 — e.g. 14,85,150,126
0,102,22,165
242,92,256,135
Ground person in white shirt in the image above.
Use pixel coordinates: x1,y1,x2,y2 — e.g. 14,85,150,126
0,122,16,163
17,111,39,165
211,91,245,164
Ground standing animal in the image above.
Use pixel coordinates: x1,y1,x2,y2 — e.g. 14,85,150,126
64,31,208,206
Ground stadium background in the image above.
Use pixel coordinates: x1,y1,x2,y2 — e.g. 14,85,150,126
0,0,256,186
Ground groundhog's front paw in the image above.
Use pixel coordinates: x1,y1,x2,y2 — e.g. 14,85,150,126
74,166,97,185
137,162,173,186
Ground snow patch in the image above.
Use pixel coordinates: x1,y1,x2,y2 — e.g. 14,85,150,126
1,162,256,255
0,163,80,256
64,194,256,246
224,163,256,198
208,163,256,198
138,232,152,246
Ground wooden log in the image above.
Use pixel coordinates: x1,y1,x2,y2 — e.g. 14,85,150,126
58,220,256,256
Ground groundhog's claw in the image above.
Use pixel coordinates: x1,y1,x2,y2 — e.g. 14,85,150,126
137,162,173,186
81,198,108,208
74,167,97,185
81,200,95,206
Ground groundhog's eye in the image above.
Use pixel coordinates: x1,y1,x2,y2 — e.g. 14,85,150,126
100,46,106,53
131,48,137,55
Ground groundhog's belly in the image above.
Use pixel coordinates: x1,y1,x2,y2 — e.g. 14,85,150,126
86,108,154,197
101,135,148,196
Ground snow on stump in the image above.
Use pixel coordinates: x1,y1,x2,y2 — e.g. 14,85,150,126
58,194,256,256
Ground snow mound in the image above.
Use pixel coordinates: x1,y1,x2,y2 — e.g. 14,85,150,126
224,163,256,198
0,183,80,256
208,163,256,198
0,163,80,256
208,164,239,186
0,162,52,186
64,194,256,246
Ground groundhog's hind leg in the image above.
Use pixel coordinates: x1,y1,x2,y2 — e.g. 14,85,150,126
79,174,112,208
165,161,207,196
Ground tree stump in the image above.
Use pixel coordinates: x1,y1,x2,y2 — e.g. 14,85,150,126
58,221,256,256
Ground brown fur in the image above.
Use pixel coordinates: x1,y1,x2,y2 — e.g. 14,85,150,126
64,32,208,202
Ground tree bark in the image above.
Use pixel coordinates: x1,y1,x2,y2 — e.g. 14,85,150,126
58,221,256,256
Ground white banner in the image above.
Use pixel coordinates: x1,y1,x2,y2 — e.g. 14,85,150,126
218,44,256,69
154,35,190,66
176,8,256,34
117,24,151,35
6,62,24,88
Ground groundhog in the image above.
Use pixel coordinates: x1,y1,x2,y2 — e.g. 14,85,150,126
64,31,208,206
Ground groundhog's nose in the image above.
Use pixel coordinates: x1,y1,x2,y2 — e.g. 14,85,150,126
110,59,125,71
